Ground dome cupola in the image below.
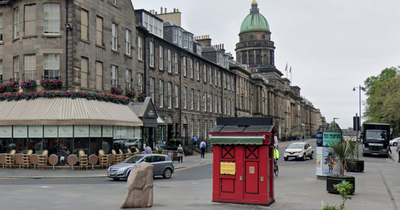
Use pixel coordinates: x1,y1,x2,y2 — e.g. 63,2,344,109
240,0,270,33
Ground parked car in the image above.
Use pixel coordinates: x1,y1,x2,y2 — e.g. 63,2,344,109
107,154,174,181
283,142,313,161
389,137,400,146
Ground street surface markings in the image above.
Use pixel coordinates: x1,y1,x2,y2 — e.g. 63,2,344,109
175,162,212,172
379,170,399,210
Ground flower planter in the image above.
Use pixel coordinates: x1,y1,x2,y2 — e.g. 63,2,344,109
346,159,364,172
326,176,355,194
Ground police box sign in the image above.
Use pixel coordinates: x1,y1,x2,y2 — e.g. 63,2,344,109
323,132,341,147
147,109,156,118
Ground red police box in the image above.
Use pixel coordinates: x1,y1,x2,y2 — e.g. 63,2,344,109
210,117,277,206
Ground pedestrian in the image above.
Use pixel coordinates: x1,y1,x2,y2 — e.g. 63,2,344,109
200,140,206,158
177,144,184,163
396,143,400,163
145,144,152,154
193,135,197,148
302,135,305,142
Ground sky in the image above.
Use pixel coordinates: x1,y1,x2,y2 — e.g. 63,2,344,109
132,0,400,129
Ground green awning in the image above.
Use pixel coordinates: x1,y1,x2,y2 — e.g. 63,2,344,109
210,135,265,145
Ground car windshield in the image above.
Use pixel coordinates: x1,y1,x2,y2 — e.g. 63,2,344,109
287,144,304,149
124,155,143,163
366,130,387,141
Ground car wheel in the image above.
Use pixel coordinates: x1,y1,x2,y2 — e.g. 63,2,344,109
163,168,172,179
394,142,398,146
113,178,120,181
284,157,288,161
310,152,314,159
302,154,306,161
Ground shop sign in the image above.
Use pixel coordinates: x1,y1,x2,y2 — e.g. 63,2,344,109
13,126,28,138
220,162,236,175
323,132,341,147
58,125,73,138
74,125,89,137
0,126,12,138
102,126,113,138
90,125,102,137
44,126,58,138
147,109,156,118
29,126,43,138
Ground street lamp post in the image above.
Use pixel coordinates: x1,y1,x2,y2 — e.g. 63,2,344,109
353,85,365,139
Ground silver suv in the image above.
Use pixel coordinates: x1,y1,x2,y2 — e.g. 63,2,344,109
283,142,313,161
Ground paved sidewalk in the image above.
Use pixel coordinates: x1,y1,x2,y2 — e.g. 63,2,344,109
1,141,400,210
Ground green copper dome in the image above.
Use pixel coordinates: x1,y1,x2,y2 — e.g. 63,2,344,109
240,1,270,33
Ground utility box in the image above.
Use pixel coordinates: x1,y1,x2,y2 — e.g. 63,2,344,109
210,117,277,206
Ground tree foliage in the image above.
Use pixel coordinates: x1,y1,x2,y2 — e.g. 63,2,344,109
364,66,400,133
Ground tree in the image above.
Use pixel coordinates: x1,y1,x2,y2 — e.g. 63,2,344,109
364,67,399,125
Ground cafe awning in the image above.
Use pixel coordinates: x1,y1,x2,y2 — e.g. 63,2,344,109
210,135,265,145
0,98,143,126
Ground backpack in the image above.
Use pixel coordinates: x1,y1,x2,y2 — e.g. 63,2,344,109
201,142,206,149
178,148,183,154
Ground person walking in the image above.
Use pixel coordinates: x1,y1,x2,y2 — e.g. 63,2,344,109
193,135,198,148
145,144,152,154
396,143,400,163
200,140,206,158
177,144,184,163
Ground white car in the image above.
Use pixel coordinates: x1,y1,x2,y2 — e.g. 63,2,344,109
284,142,313,161
389,137,400,146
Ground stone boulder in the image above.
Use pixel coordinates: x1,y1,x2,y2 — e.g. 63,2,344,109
121,162,154,208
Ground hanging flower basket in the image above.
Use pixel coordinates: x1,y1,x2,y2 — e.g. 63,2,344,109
138,92,147,102
125,89,136,98
40,79,62,90
111,86,124,95
2,81,19,93
21,80,37,91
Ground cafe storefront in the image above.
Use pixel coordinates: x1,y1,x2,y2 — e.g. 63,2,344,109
0,98,143,159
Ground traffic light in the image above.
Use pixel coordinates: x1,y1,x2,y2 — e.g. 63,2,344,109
353,116,360,131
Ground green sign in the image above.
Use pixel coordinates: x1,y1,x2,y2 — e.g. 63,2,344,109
323,132,341,147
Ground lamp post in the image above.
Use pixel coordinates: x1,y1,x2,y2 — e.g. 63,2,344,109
353,85,365,139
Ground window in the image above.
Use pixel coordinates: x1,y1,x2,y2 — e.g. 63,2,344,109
227,75,230,90
182,56,187,76
209,67,212,85
14,7,19,38
44,54,59,79
24,4,36,37
203,92,207,112
203,65,207,83
13,56,19,80
168,82,172,109
218,71,221,87
183,87,187,109
149,41,154,67
125,29,131,55
223,73,226,89
197,90,200,111
228,99,231,116
196,62,200,81
159,46,164,70
232,100,235,116
219,95,222,113
190,89,194,110
175,85,179,108
197,120,200,138
174,53,178,74
111,65,118,86
138,36,143,60
96,16,103,46
0,60,3,83
189,58,193,79
224,98,227,115
183,34,188,48
112,23,118,50
44,4,60,34
188,36,193,51
214,95,218,113
0,14,3,42
173,28,177,43
159,80,164,108
231,77,234,91
95,61,103,91
126,69,132,90
204,121,207,140
80,57,88,88
138,73,143,93
167,49,171,73
209,93,212,113
150,77,155,101
178,30,182,47
214,69,217,85
24,55,36,81
81,9,88,41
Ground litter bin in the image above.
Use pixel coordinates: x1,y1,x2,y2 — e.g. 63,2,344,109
167,150,174,161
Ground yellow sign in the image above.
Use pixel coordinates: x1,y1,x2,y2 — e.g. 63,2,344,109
220,162,236,175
